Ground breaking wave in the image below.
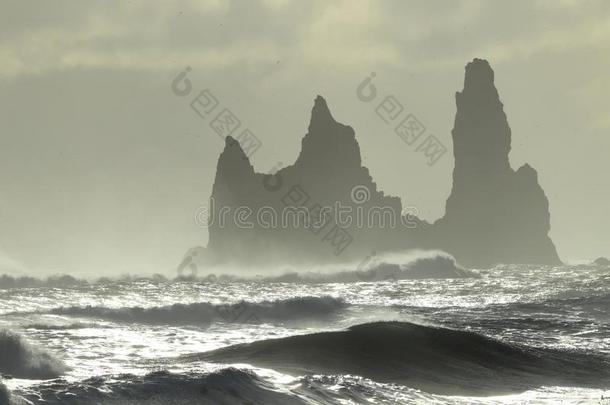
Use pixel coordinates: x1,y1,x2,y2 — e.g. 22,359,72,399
0,330,67,379
0,274,88,289
9,368,305,405
192,321,610,396
40,296,346,326
22,322,95,331
0,251,476,289
246,251,477,283
333,250,476,282
5,368,451,405
0,383,10,405
0,274,169,289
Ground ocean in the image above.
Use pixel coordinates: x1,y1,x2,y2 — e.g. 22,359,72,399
0,262,609,404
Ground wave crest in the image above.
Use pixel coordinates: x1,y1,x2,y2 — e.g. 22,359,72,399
44,296,346,325
194,321,610,396
0,330,67,379
0,251,476,289
11,368,303,405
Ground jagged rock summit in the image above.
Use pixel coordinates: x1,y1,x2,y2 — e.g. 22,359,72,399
205,94,419,266
192,59,561,269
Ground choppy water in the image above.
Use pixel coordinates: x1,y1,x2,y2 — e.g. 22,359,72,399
0,263,609,404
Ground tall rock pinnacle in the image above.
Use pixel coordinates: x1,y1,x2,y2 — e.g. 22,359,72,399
435,58,560,267
453,58,511,183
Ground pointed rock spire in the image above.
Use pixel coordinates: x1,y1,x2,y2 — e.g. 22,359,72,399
437,58,560,267
224,135,251,160
463,58,495,93
213,136,254,184
308,95,336,134
453,58,511,179
297,95,362,169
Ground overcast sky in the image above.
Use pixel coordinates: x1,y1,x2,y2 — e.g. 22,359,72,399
1,0,609,275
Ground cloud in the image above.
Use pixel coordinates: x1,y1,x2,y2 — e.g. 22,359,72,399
1,0,610,78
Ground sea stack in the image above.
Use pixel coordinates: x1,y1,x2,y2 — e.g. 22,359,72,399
188,59,561,270
433,59,561,267
203,96,417,267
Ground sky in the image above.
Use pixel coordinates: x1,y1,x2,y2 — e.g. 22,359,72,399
0,0,609,275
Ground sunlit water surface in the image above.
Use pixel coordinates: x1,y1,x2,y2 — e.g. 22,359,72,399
0,264,608,404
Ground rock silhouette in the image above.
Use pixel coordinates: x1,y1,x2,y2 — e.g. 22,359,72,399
433,59,560,267
192,59,561,269
204,96,426,266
